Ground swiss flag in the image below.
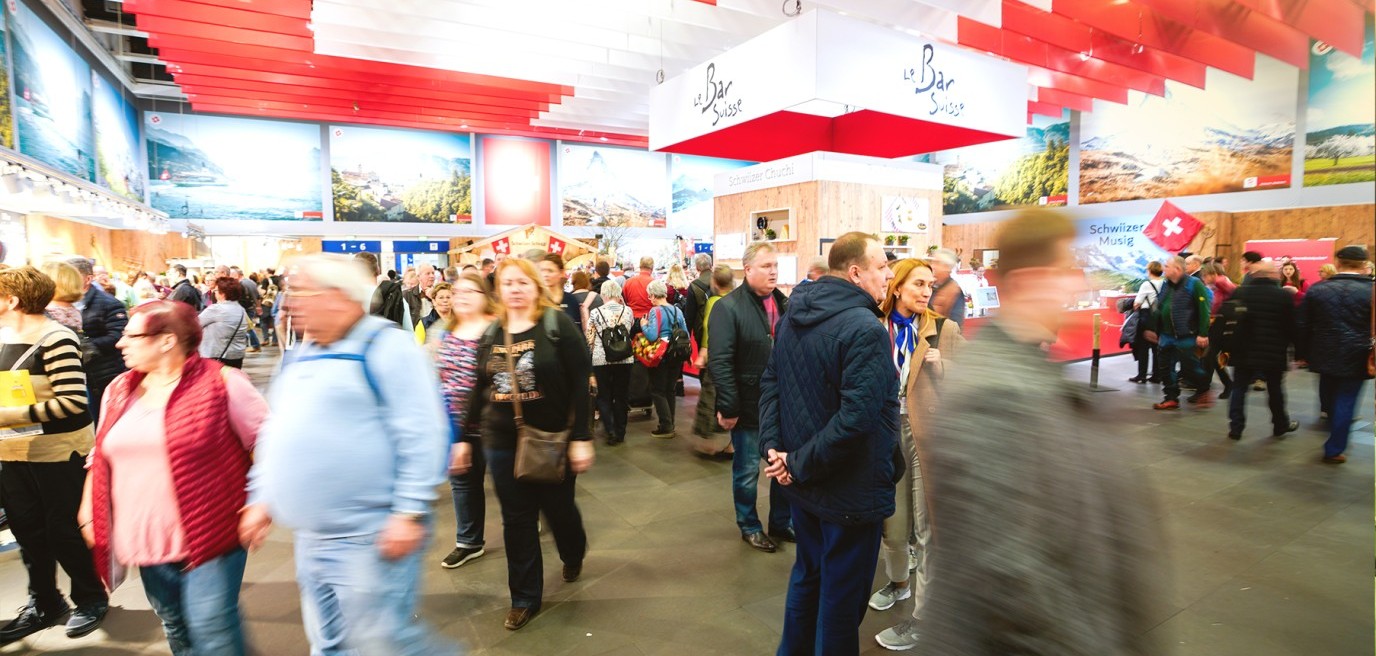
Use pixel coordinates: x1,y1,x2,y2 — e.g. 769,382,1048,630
548,236,566,256
1143,201,1203,253
493,237,511,257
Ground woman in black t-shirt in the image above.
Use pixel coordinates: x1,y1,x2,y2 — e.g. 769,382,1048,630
456,258,593,632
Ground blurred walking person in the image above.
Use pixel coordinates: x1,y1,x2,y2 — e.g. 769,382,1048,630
1299,246,1374,464
1224,262,1298,440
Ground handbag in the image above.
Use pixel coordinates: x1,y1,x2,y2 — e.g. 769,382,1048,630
503,320,572,484
632,307,672,367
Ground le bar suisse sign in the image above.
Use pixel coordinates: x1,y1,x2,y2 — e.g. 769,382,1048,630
650,10,1026,153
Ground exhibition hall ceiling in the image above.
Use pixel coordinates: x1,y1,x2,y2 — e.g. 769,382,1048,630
118,0,1371,146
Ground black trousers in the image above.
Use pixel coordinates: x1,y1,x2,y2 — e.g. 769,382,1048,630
0,453,108,612
485,448,587,610
1228,367,1289,434
593,364,631,441
649,359,681,432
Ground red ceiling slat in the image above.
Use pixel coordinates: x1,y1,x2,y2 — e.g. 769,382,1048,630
1002,0,1208,88
1232,0,1367,57
178,86,541,120
172,75,550,113
958,18,1164,96
136,14,313,50
125,0,311,20
125,0,310,37
1133,0,1309,68
167,63,562,106
147,36,572,97
156,50,563,105
186,103,649,148
1028,100,1064,119
1051,0,1256,78
181,94,538,129
1027,66,1129,104
1035,87,1095,112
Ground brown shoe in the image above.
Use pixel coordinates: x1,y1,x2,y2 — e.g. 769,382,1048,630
504,607,536,630
1321,454,1347,464
561,563,582,582
742,532,777,553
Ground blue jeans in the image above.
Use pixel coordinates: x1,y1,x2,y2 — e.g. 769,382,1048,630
294,532,454,656
485,448,587,610
246,318,261,348
731,427,792,536
1159,334,1205,401
450,445,486,549
140,548,248,656
777,506,883,656
1228,367,1289,435
1322,375,1367,458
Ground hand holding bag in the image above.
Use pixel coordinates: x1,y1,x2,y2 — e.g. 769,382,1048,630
504,319,572,484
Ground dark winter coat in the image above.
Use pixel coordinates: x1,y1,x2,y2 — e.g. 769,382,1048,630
682,270,713,342
1300,273,1374,379
1228,277,1296,371
707,282,787,429
79,284,129,388
1152,275,1210,338
168,279,203,311
759,277,899,526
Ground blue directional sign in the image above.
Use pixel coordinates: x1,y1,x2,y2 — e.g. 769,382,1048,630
322,240,383,254
392,240,448,254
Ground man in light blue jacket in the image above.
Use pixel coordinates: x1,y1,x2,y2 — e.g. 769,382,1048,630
239,254,452,655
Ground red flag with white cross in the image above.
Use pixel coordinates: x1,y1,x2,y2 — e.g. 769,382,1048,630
548,236,566,256
1143,201,1203,253
493,237,511,258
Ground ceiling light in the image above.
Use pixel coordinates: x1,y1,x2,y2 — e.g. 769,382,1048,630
1078,51,1091,61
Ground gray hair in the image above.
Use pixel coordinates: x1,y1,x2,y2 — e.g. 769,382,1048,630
66,257,94,277
1185,255,1204,267
693,253,712,272
742,242,775,267
929,248,958,267
646,279,668,299
808,258,829,275
600,280,624,302
289,254,376,307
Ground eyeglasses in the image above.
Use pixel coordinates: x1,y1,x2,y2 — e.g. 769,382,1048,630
121,332,163,339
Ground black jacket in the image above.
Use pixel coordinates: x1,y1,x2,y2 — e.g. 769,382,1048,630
80,285,129,387
168,279,203,311
707,282,787,428
1300,273,1374,379
759,277,899,525
682,270,712,342
1228,278,1295,371
402,286,424,328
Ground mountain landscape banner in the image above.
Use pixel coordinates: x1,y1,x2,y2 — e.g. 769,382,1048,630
91,74,146,203
1071,216,1172,292
560,144,667,228
669,154,750,236
330,125,472,223
1079,55,1297,204
145,112,322,220
11,0,93,180
1304,18,1376,187
934,110,1070,215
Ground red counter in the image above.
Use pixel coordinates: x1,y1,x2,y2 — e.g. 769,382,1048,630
962,305,1132,363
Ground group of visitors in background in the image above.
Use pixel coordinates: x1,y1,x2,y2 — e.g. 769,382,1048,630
1125,247,1375,464
0,218,1369,656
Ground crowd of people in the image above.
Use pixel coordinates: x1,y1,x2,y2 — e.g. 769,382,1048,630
0,218,1370,655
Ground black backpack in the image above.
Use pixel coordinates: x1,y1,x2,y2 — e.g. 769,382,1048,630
1215,297,1248,353
661,306,692,361
371,280,407,326
598,306,632,361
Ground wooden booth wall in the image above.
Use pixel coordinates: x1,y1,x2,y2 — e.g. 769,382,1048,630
27,215,200,273
714,181,942,270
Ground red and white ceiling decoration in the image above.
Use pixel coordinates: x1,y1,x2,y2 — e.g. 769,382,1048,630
121,0,1372,150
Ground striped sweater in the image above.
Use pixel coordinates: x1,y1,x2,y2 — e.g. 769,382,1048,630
0,320,95,462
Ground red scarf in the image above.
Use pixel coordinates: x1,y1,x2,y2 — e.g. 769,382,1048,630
90,354,250,587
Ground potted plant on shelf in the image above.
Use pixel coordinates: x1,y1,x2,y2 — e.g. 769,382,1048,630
884,234,896,246
764,228,777,241
897,235,910,246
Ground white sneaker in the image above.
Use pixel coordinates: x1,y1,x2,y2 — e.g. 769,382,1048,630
867,581,912,611
875,619,922,651
907,544,918,572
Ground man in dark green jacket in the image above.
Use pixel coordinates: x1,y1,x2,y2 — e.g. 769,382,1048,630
708,242,791,554
1145,256,1212,410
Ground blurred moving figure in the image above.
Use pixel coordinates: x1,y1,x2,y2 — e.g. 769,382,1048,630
67,257,129,426
922,210,1166,656
1299,245,1374,464
1223,262,1298,440
239,254,452,655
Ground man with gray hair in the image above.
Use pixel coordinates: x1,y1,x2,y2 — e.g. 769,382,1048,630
239,254,450,655
796,258,829,287
928,248,967,328
1145,256,1213,410
683,252,714,344
1185,254,1205,280
709,241,792,553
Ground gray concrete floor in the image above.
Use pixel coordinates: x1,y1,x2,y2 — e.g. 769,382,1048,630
1,348,1371,655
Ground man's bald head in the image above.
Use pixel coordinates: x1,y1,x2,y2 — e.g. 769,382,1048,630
1251,260,1278,280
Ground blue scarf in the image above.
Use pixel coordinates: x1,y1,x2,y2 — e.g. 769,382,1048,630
890,309,917,368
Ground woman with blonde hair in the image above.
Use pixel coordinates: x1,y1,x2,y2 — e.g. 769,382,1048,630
427,272,496,570
455,258,593,630
41,260,86,332
666,262,690,305
867,257,965,651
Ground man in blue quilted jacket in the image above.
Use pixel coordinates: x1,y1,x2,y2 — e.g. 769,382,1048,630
760,231,897,656
1299,245,1374,464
